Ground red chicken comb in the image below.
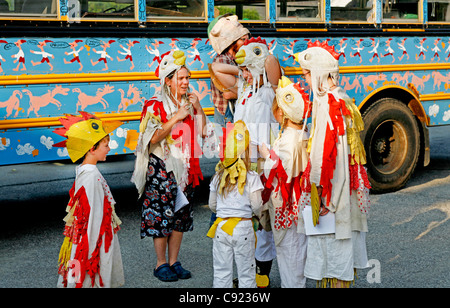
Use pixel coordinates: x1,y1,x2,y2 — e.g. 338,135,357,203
308,40,341,60
243,36,267,46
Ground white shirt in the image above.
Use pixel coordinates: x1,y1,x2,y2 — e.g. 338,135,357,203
235,79,279,147
209,170,263,219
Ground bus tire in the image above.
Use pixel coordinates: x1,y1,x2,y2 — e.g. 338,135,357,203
361,98,420,193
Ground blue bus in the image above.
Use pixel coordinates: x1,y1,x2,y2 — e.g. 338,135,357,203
0,0,449,193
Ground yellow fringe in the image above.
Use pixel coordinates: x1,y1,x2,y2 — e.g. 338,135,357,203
139,111,161,133
111,203,122,231
58,236,73,270
316,269,358,288
344,99,367,166
310,183,320,227
217,158,247,195
63,201,76,226
316,278,352,288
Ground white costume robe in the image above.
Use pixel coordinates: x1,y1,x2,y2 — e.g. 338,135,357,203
262,127,309,287
234,79,279,161
57,164,124,288
298,87,370,283
131,93,202,198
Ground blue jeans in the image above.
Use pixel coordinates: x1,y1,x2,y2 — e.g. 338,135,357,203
213,103,234,128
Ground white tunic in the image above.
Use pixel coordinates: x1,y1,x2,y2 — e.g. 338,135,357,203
235,79,279,150
57,164,124,288
299,87,369,282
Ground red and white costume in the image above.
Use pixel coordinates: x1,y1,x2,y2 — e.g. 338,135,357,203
261,77,311,288
57,164,124,288
131,50,203,198
295,41,371,286
234,38,279,160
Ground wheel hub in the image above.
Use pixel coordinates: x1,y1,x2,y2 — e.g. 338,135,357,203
375,138,387,154
370,121,407,175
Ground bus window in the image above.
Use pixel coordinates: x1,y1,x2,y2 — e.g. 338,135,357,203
146,0,206,18
0,0,10,13
382,0,419,21
214,0,267,21
330,0,373,22
276,0,321,20
79,0,135,19
428,0,450,22
0,0,57,16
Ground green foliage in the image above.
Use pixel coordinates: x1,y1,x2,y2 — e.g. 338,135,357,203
88,2,130,13
216,6,261,20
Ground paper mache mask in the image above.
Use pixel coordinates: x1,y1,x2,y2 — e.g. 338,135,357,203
276,76,311,124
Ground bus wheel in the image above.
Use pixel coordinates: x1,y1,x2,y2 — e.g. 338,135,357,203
361,98,420,193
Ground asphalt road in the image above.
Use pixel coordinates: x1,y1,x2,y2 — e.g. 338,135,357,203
0,126,449,288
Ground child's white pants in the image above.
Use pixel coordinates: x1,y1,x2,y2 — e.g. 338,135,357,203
212,220,256,288
255,229,276,262
275,226,308,288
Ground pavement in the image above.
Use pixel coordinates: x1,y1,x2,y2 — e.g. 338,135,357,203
0,126,449,289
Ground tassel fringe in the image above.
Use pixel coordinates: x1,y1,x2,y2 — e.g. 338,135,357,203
58,236,72,272
316,269,358,288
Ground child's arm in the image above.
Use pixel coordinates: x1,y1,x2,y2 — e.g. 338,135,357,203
211,62,239,94
265,55,282,89
223,91,237,100
250,189,263,219
258,143,270,159
208,191,217,213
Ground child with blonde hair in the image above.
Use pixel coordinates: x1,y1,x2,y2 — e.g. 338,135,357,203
211,37,281,287
53,111,124,288
207,121,263,288
259,76,311,288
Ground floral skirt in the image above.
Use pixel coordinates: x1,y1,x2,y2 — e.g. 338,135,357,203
140,154,194,239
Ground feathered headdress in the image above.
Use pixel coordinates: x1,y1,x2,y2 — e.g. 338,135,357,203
53,111,122,163
155,50,186,81
215,121,250,195
235,36,269,75
276,76,311,124
294,39,341,99
294,39,341,73
235,36,271,94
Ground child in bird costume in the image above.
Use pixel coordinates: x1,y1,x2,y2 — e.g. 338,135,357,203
211,37,282,287
53,111,124,288
207,121,264,288
295,40,371,288
260,76,311,288
211,37,282,164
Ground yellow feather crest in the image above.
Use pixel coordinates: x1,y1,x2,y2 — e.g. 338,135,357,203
173,50,186,66
278,75,293,88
